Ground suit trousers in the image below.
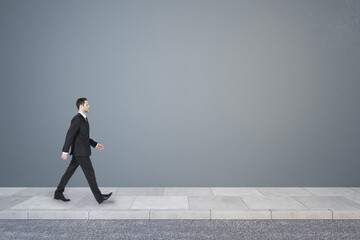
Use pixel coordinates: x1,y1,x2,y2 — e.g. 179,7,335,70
55,156,102,201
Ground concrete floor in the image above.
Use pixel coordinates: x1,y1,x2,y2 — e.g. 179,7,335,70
1,187,360,219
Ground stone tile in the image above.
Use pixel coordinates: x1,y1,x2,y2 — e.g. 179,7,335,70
131,196,188,210
62,187,93,199
294,196,360,210
71,196,136,210
189,196,248,210
242,196,307,210
351,188,360,193
0,195,33,210
0,188,28,196
343,193,360,205
2,187,360,220
164,187,213,196
99,187,119,193
271,209,332,219
332,210,360,219
257,187,313,196
211,210,271,219
63,187,117,200
211,188,263,197
150,210,210,219
89,210,149,219
28,210,88,219
114,187,164,196
0,211,28,219
304,187,358,196
10,196,78,210
14,187,55,196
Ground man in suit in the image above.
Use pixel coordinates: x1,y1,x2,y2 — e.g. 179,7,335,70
54,98,112,204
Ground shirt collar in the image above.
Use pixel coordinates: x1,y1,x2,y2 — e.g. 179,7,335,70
78,111,87,119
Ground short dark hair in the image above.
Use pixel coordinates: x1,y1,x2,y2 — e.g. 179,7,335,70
76,98,87,109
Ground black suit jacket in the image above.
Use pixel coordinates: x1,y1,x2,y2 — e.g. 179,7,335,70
62,113,98,156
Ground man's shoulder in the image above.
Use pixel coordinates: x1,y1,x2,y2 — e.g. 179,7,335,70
71,113,82,122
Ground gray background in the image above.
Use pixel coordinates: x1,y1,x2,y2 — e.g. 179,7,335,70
0,0,359,187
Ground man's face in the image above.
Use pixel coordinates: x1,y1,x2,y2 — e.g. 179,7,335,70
81,100,90,113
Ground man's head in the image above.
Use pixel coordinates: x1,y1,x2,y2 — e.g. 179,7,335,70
76,97,89,113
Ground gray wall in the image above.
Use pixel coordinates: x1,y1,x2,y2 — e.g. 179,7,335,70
1,0,359,187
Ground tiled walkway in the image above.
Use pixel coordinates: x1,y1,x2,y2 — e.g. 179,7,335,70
1,187,360,219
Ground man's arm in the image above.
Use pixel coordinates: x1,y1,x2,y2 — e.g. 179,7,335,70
62,117,81,154
89,138,98,148
90,138,104,150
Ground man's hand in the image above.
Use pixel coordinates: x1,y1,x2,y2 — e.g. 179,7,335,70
61,153,68,160
96,144,104,150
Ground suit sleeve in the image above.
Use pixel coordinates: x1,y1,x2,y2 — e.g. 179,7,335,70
89,138,98,148
62,117,81,153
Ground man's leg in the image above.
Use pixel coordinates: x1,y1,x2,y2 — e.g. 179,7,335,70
55,156,79,195
76,156,102,201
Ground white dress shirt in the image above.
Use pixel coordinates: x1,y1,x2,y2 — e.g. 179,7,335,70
62,112,99,155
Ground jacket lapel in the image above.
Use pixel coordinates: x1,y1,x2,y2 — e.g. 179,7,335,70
78,113,89,130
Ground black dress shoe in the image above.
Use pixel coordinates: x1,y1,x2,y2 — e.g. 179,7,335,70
97,192,112,204
54,193,70,202
103,192,112,200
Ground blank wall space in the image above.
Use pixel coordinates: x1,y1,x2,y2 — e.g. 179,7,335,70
0,0,359,187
